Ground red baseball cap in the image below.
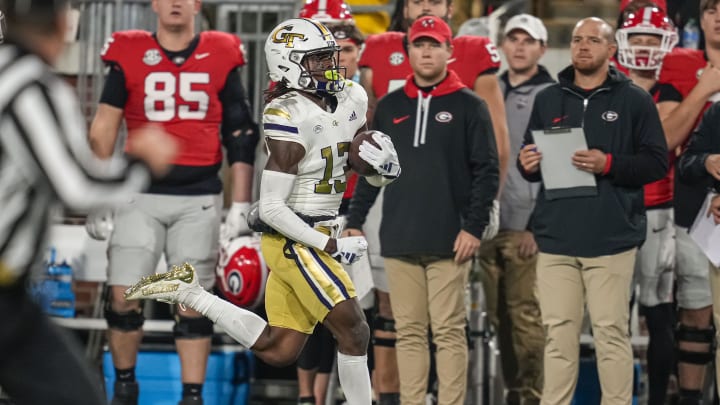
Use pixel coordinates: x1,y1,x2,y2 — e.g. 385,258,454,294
409,16,453,43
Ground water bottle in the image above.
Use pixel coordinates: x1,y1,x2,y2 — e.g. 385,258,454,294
45,248,76,318
683,18,700,49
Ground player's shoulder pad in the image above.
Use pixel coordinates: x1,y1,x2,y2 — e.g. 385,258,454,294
199,31,246,67
341,80,368,106
111,30,153,43
452,35,500,67
658,48,705,91
453,35,492,47
660,48,704,74
360,31,405,67
263,93,303,126
101,30,152,62
340,79,368,116
365,31,405,47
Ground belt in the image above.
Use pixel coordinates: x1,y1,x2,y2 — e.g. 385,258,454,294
250,213,337,235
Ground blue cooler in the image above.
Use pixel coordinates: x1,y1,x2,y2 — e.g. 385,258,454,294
103,347,253,405
572,357,642,405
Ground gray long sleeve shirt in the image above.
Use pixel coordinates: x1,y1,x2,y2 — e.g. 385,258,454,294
498,66,555,231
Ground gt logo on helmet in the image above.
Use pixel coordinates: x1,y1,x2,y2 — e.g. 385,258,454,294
271,25,307,48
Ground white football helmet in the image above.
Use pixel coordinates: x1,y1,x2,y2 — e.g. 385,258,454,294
265,17,345,94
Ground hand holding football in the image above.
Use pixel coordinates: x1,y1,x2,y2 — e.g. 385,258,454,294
349,130,380,176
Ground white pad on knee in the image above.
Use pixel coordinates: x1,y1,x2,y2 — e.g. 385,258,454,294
337,352,372,405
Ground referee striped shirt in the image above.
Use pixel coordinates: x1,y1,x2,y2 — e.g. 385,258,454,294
0,44,150,285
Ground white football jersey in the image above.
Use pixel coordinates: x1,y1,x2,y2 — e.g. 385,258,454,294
262,80,368,217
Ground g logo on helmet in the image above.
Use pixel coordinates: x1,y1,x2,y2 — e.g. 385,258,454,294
216,235,269,309
271,25,307,48
227,270,242,294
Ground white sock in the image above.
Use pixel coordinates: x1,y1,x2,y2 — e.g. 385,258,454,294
337,352,372,405
180,288,266,349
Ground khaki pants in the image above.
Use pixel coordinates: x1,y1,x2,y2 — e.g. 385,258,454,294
477,230,544,404
708,263,720,393
385,256,470,405
536,249,636,405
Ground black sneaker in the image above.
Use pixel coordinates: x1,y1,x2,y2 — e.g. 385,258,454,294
178,396,203,405
110,381,138,405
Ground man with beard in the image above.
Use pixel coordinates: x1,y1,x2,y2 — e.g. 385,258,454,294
518,17,668,405
476,14,554,405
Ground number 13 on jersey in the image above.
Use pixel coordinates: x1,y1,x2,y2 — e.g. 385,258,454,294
314,142,350,194
144,71,210,121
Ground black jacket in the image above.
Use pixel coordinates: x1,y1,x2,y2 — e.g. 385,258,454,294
347,70,499,257
677,102,720,193
519,65,668,257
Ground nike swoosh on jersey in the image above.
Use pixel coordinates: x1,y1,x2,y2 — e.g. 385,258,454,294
393,115,410,124
195,53,210,60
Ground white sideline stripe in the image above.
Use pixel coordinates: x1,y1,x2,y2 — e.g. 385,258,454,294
53,317,651,347
52,317,226,334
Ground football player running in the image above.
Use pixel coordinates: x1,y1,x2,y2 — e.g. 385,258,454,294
125,18,401,405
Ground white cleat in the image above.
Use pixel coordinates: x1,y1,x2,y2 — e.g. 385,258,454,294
124,262,201,304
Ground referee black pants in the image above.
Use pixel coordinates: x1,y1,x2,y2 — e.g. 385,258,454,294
0,284,105,405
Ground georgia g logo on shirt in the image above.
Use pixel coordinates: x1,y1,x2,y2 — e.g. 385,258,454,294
435,111,453,123
601,111,619,122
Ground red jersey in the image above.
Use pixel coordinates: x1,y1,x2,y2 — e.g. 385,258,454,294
643,156,675,207
652,48,712,209
657,48,716,224
641,83,681,207
101,30,246,167
658,48,706,100
358,32,501,99
350,32,499,199
657,49,713,148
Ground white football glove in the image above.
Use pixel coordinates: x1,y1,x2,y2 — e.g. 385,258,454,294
481,199,500,241
220,202,252,241
333,236,368,264
358,132,401,178
86,210,114,241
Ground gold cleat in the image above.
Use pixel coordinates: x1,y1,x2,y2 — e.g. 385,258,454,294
124,262,199,304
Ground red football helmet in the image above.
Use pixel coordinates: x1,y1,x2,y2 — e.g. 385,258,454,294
299,0,354,23
620,0,666,12
216,235,268,309
616,6,678,70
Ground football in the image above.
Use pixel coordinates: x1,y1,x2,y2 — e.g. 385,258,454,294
349,130,380,176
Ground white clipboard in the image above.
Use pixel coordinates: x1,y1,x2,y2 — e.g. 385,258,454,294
689,192,720,267
532,128,598,200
